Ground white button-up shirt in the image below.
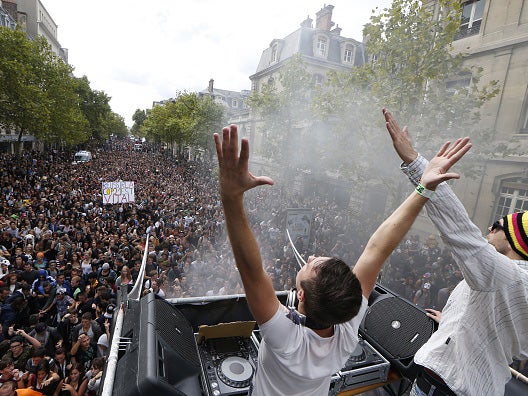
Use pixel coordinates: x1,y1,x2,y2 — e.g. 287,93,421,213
403,156,528,396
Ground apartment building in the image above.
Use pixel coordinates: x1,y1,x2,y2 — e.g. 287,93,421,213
426,0,528,232
16,0,67,62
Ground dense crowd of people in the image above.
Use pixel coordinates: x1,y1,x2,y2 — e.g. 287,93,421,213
1,136,510,394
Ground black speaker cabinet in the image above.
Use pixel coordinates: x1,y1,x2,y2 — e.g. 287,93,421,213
114,293,202,395
359,283,436,380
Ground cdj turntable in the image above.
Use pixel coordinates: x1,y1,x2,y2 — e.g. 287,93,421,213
196,335,258,396
336,336,390,393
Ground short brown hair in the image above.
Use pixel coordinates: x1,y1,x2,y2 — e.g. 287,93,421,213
300,257,363,326
81,312,92,321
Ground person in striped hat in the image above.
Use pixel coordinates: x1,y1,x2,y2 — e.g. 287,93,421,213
384,108,528,396
499,212,528,260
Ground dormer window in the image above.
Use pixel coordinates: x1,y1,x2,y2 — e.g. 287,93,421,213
271,45,278,63
317,37,327,56
232,99,238,108
344,46,355,63
344,49,352,63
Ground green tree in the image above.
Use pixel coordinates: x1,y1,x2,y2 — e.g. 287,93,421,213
318,0,500,211
106,112,128,138
0,27,89,149
190,95,225,159
75,76,114,142
142,92,225,157
131,108,148,137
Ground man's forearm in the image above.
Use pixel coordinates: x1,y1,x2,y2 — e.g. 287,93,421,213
222,197,263,279
366,192,427,258
355,191,428,296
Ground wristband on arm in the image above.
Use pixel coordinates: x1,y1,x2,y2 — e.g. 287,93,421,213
415,183,435,199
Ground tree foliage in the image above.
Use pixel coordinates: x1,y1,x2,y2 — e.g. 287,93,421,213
316,0,500,206
106,112,128,138
142,92,225,156
74,76,118,142
0,27,125,148
0,27,89,147
131,108,148,137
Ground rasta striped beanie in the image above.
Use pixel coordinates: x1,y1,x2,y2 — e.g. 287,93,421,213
502,212,528,260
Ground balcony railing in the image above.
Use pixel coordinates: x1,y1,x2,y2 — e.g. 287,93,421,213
454,20,482,40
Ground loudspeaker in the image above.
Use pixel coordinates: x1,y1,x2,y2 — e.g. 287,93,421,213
359,283,436,379
114,293,202,395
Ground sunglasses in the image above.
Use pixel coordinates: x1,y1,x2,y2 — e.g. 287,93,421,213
490,220,503,232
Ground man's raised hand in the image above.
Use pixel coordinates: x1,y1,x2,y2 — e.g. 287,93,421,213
382,108,418,164
421,138,472,191
214,124,273,201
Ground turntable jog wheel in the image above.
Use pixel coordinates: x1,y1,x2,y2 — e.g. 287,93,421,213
217,356,254,387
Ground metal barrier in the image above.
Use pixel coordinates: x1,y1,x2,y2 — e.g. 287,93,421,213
101,235,150,395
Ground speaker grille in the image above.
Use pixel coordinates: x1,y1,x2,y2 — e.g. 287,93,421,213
362,297,433,359
153,299,200,368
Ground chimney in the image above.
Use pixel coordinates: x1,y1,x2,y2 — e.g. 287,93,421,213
208,79,214,93
315,4,335,31
300,15,313,28
331,24,342,36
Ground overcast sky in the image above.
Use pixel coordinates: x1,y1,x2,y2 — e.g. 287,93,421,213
43,0,392,127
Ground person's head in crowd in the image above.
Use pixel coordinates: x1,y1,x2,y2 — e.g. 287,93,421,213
70,275,81,288
13,255,24,269
56,273,66,285
37,269,47,280
81,312,92,329
36,358,52,384
23,244,34,258
42,281,52,294
7,273,18,286
0,359,15,379
115,255,124,269
106,276,116,289
64,307,78,324
31,346,47,366
0,287,10,302
28,313,40,329
87,272,98,288
19,283,31,298
77,291,87,303
48,259,57,271
54,347,66,365
68,362,85,385
1,258,9,273
120,265,131,280
104,303,115,320
23,261,33,273
35,322,47,335
56,287,67,300
90,356,104,375
95,285,108,298
0,379,17,396
77,333,91,350
9,336,25,357
71,267,81,278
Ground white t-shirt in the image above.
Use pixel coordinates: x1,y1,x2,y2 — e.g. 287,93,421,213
252,297,368,396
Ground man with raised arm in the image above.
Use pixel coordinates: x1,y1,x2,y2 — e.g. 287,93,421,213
383,108,528,396
214,124,471,396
